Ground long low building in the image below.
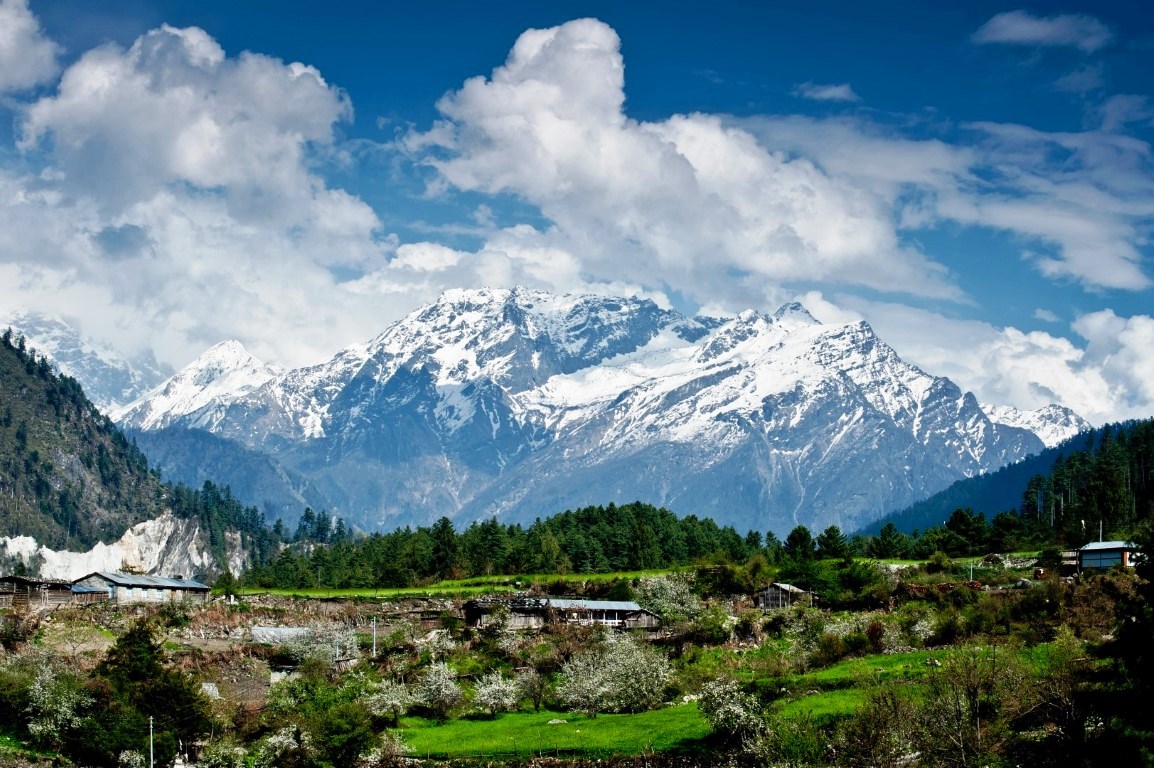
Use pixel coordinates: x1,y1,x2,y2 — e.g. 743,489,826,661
465,597,660,630
71,571,211,605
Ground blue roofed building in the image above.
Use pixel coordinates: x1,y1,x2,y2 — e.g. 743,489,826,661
72,571,211,605
1078,541,1138,572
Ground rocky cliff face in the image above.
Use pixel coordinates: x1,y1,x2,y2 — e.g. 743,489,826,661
114,288,1089,535
0,511,247,581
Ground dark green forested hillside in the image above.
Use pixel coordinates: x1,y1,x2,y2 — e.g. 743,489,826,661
129,425,335,527
0,328,278,568
872,420,1154,543
867,419,1149,537
0,327,164,548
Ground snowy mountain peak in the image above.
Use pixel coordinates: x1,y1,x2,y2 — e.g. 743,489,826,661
771,301,821,329
112,340,282,431
106,288,1089,535
982,403,1091,448
183,340,272,385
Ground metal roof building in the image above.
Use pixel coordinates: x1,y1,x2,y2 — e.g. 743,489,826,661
72,571,211,605
1078,541,1138,571
464,596,660,630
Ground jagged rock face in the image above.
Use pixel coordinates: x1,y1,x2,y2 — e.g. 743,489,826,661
2,310,171,411
114,288,1087,535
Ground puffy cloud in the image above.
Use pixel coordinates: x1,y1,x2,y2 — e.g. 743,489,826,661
745,115,1153,292
408,18,959,309
1,22,393,368
20,25,354,225
0,0,58,92
973,10,1114,53
828,296,1154,425
792,82,861,103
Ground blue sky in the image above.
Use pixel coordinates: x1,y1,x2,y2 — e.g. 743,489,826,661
1,0,1152,423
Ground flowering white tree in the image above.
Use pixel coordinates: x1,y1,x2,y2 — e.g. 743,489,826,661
363,678,413,725
196,741,248,768
636,574,701,621
699,679,764,742
473,671,520,718
117,751,146,768
557,634,671,716
251,724,314,768
25,664,91,749
415,662,463,722
355,731,409,767
285,627,359,666
556,650,609,718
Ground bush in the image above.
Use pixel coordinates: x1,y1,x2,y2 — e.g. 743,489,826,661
924,551,954,574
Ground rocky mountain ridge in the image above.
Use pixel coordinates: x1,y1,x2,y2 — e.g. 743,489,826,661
110,288,1089,535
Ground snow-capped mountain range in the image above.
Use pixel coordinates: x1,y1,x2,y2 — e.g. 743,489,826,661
2,310,172,411
107,288,1088,535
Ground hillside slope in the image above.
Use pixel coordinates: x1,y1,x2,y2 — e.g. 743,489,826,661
0,328,278,578
0,328,165,549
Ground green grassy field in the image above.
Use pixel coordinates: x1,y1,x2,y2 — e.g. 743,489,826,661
0,729,55,762
799,649,948,688
399,704,710,759
237,568,688,599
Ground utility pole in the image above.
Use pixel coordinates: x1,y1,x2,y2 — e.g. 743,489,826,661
149,716,154,768
371,617,377,658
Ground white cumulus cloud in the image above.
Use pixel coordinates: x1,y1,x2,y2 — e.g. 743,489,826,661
973,10,1114,53
0,0,59,92
407,18,958,310
2,22,394,368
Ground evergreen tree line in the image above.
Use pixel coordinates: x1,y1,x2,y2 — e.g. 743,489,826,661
242,502,764,589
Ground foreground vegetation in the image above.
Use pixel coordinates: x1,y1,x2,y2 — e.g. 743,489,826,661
2,536,1153,767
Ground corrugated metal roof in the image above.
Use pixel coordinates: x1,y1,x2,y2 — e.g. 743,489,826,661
1079,541,1134,552
80,571,210,590
71,584,108,593
536,598,643,611
0,575,72,587
251,626,311,644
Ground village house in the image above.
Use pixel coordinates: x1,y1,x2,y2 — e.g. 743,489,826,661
0,575,74,609
464,597,660,631
71,571,211,605
753,582,812,610
1078,541,1138,572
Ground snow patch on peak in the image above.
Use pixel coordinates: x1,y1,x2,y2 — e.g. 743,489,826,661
3,309,171,411
982,403,1090,448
